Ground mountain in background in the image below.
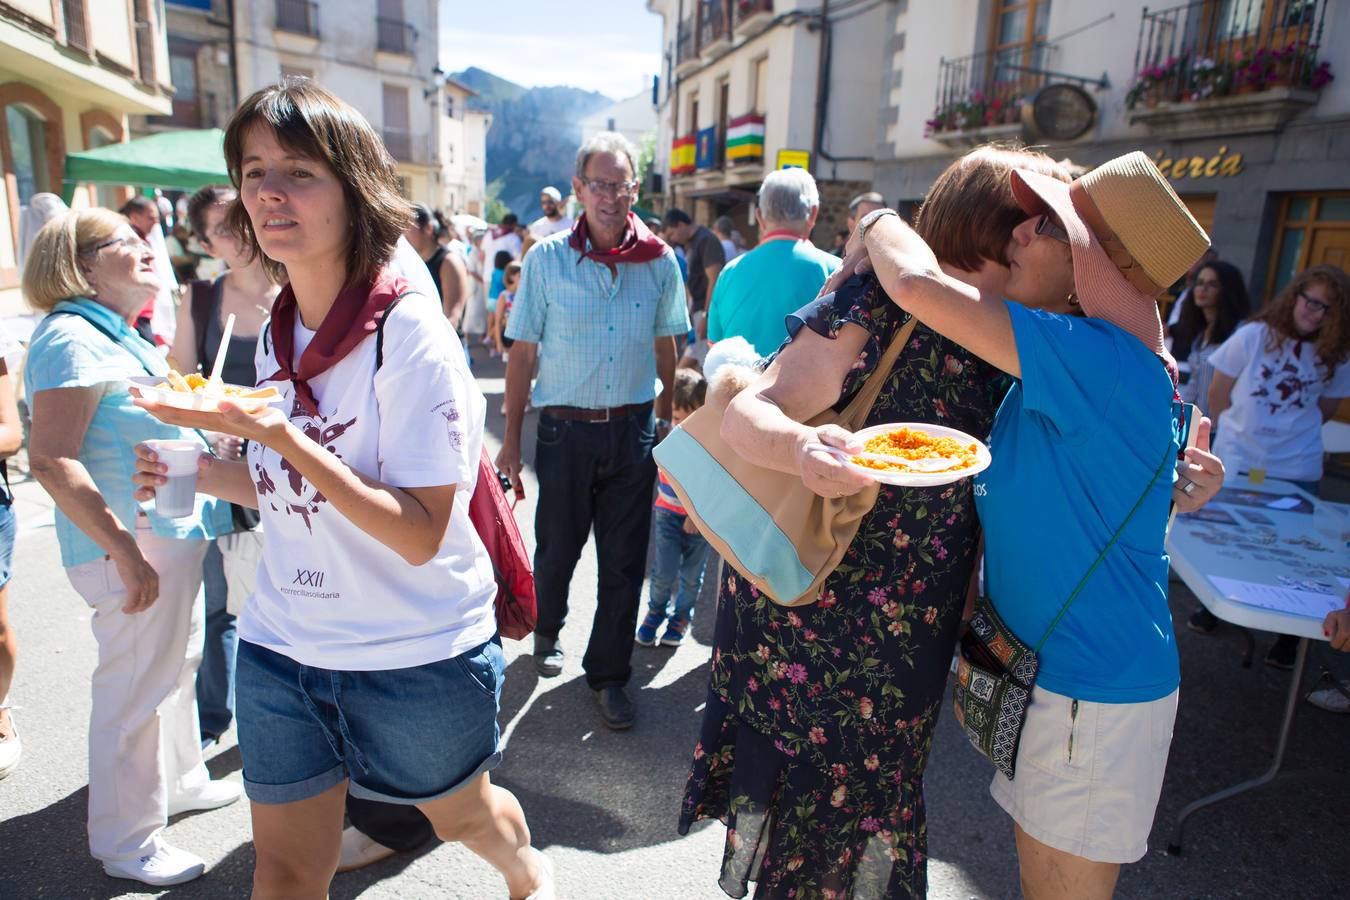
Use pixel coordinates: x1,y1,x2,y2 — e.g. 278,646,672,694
453,66,612,223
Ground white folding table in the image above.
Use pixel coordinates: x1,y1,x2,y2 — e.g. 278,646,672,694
1164,475,1348,854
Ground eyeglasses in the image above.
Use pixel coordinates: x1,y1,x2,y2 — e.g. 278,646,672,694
79,234,146,255
1297,290,1331,315
581,178,638,198
1035,214,1070,244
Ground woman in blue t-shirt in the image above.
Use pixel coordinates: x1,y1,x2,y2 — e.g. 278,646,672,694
835,153,1212,898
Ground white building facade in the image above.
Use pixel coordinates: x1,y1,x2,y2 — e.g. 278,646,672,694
874,0,1350,304
234,0,478,210
646,0,890,244
1,0,172,314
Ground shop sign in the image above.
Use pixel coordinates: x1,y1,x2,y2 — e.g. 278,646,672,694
776,149,810,170
1152,146,1244,180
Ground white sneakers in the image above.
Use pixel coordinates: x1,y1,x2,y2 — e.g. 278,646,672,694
0,707,21,779
336,825,399,873
167,779,244,817
103,844,206,886
1307,685,1350,713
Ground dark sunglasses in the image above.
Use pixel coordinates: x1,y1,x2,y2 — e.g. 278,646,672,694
1035,214,1070,244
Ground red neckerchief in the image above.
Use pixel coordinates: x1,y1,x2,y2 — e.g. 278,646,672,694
262,268,410,416
567,212,667,274
758,229,804,244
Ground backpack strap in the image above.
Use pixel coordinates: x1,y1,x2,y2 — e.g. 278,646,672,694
190,278,222,372
374,291,415,372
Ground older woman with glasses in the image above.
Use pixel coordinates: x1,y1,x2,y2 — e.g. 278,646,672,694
23,209,240,887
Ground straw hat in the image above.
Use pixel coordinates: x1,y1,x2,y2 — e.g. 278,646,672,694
1010,151,1210,354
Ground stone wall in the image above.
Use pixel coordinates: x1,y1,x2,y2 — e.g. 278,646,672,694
812,178,873,247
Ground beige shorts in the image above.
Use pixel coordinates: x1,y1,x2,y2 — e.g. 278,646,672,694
989,684,1179,864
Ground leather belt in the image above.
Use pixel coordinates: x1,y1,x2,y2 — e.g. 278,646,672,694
541,403,649,423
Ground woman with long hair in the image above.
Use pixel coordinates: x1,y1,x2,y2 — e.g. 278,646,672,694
1173,259,1250,415
1205,263,1350,667
133,79,551,898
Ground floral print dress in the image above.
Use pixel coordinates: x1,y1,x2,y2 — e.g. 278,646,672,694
678,278,1004,899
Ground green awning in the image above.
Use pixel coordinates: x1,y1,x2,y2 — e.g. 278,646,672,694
63,128,230,194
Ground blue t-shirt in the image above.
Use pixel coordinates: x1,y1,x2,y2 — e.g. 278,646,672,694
487,268,506,312
708,238,841,357
974,302,1181,703
24,298,232,568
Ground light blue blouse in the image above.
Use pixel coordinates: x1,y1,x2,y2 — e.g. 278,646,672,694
23,298,232,568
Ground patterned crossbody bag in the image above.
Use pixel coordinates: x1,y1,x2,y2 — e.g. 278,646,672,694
952,431,1175,780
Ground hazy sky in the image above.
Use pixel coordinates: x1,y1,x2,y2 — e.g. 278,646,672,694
440,0,663,100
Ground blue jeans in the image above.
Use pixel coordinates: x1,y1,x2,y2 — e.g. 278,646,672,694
533,406,656,689
196,540,236,740
648,509,710,624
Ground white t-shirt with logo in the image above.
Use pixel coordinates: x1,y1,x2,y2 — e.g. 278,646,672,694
1210,321,1350,482
528,215,574,241
239,290,497,670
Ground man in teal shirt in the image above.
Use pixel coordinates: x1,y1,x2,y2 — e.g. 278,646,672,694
707,169,841,357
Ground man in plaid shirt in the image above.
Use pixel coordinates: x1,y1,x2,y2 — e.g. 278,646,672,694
498,132,689,730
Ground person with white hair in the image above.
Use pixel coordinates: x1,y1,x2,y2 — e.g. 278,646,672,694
706,167,841,357
497,130,689,731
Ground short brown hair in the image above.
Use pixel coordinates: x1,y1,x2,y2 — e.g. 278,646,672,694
21,208,125,312
672,368,707,412
187,184,237,243
1253,264,1350,377
916,144,1071,271
222,77,410,285
504,261,523,280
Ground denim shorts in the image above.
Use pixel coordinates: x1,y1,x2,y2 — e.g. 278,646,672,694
236,637,505,805
0,503,15,589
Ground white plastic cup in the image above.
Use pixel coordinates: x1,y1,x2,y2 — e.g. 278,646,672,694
145,439,202,518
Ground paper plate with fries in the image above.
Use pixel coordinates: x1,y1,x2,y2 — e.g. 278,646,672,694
128,371,286,412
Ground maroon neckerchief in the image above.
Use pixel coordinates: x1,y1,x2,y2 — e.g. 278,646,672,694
567,212,667,274
261,268,411,416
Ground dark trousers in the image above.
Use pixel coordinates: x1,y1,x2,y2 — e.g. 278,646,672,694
346,794,434,851
196,541,236,740
533,405,657,689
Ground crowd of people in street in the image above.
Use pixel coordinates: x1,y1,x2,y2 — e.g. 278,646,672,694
1,69,1348,900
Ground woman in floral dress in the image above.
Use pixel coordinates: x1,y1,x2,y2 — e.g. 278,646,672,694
678,148,1059,899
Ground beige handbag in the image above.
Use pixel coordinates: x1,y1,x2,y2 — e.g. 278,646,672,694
653,317,915,606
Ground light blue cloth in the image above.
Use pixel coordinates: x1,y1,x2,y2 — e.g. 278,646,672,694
974,302,1181,704
24,298,232,568
707,238,841,357
506,229,690,409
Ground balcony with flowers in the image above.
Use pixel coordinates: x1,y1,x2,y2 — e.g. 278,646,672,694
1127,0,1333,139
926,42,1054,148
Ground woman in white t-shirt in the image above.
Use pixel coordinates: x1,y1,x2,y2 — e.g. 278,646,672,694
131,79,552,899
1209,264,1350,494
1206,264,1350,668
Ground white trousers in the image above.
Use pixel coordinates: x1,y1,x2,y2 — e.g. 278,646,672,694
66,519,209,862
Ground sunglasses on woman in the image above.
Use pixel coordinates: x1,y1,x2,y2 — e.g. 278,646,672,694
1035,214,1070,244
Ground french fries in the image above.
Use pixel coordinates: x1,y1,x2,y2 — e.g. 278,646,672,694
152,369,280,400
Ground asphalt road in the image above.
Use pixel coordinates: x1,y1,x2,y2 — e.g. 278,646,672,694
1,350,1347,899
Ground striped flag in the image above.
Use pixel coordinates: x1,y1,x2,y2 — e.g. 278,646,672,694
671,135,696,174
726,113,765,163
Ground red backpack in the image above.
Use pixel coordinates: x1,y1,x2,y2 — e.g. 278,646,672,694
467,449,537,639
